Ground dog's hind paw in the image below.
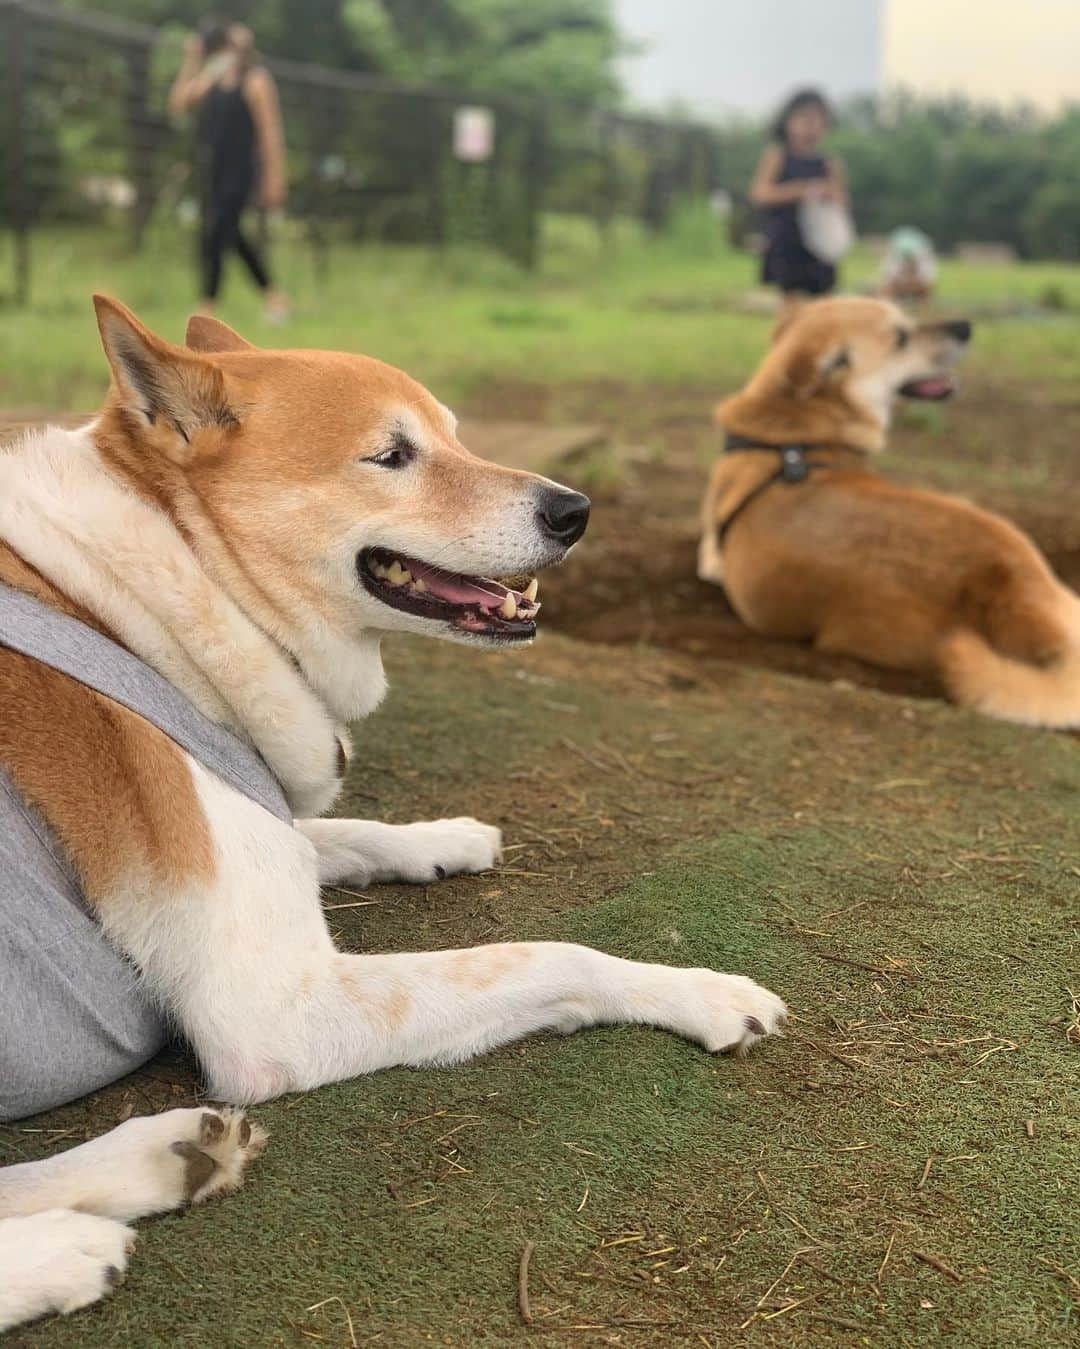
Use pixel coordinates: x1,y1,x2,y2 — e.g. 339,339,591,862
71,1106,267,1223
169,1107,269,1206
0,1210,134,1330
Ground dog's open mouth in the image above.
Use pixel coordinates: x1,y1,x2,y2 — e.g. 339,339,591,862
358,547,540,641
900,375,955,400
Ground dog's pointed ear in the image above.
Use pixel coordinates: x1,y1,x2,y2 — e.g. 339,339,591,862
777,337,850,399
821,345,851,381
185,313,256,354
94,295,239,461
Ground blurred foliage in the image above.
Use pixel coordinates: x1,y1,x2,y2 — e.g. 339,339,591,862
0,0,699,278
59,0,622,102
15,10,1080,263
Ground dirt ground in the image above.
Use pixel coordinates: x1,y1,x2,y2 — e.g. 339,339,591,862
462,377,1080,703
1,385,1077,1346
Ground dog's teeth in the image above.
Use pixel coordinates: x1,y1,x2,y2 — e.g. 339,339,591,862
523,578,539,602
499,593,517,620
373,563,389,579
386,561,411,586
413,577,428,593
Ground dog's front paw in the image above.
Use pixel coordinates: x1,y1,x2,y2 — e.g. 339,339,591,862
86,1106,267,1221
658,969,787,1055
393,818,502,883
167,1107,268,1206
0,1210,134,1330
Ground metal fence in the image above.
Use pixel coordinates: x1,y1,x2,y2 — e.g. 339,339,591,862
0,0,724,305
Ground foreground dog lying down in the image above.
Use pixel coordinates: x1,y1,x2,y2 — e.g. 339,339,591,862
700,297,1080,727
0,299,784,1328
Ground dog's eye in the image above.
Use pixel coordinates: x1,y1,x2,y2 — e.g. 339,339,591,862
367,437,416,470
894,329,911,351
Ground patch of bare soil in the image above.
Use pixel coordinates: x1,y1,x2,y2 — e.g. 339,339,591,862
464,377,1080,694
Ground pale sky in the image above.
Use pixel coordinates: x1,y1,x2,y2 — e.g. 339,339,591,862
615,0,1079,116
615,0,883,117
886,0,1080,108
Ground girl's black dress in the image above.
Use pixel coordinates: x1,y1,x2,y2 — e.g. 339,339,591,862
760,148,836,296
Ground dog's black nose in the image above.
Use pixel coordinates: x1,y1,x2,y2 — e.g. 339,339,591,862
537,488,590,546
943,319,972,344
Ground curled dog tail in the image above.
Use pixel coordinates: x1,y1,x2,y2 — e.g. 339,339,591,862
938,629,1080,728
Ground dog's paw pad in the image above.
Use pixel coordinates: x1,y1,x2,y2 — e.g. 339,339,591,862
172,1140,217,1200
198,1110,226,1145
175,1107,268,1206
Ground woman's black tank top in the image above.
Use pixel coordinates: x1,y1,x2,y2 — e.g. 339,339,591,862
198,75,258,202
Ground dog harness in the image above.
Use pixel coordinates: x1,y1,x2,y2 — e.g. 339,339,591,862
716,434,867,544
0,583,291,1120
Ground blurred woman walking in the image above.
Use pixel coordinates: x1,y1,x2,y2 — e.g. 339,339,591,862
169,19,290,321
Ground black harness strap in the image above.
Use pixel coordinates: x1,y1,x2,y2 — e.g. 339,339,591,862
716,435,865,543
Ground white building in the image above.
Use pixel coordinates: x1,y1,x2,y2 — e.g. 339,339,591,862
615,1,1078,118
615,0,885,119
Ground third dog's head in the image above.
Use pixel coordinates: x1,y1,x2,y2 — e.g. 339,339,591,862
718,297,972,452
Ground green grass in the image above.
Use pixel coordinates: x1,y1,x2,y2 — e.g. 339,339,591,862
2,638,1077,1347
6,211,1080,410
1,218,1078,1345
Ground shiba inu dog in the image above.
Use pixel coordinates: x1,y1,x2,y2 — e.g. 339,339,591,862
0,298,784,1328
700,296,1080,727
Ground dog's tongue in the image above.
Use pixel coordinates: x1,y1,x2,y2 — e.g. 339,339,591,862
904,376,953,399
411,562,506,611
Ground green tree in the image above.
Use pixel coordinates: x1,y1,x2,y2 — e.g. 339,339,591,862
60,0,622,98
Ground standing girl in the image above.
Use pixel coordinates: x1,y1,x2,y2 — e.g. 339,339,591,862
169,19,289,321
750,88,848,310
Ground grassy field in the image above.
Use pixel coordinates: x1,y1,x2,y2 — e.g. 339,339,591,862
0,219,1078,1346
6,211,1080,408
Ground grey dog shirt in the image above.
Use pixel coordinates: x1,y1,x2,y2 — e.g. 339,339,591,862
0,584,291,1120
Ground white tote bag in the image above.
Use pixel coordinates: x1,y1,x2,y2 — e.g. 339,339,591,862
798,198,856,265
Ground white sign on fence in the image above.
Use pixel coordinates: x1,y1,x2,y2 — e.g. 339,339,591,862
453,106,495,163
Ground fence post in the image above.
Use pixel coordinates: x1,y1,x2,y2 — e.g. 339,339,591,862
600,112,619,248
522,104,547,270
427,97,448,249
126,41,155,253
5,0,32,306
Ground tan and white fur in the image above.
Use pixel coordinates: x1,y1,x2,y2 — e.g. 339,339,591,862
0,298,784,1329
699,296,1080,727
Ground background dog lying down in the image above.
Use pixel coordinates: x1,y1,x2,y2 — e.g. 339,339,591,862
0,299,785,1328
699,297,1080,728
